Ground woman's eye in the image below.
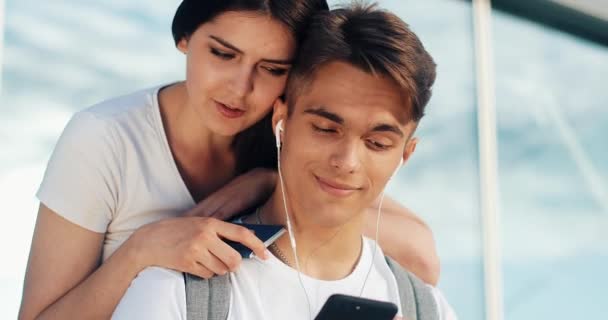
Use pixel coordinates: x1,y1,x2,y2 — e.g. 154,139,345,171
312,124,336,133
263,66,288,76
210,48,235,60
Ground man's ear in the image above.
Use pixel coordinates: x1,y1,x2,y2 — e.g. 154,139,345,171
271,97,288,136
401,137,418,165
177,37,189,54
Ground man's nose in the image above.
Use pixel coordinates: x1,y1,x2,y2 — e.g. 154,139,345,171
328,140,362,174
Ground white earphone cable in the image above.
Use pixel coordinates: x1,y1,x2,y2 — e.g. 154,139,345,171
277,136,313,320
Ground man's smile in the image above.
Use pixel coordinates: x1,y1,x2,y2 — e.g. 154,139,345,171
314,175,362,197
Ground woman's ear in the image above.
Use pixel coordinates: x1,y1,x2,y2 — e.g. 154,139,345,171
177,37,189,54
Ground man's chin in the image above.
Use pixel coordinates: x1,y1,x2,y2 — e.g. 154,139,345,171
305,205,364,229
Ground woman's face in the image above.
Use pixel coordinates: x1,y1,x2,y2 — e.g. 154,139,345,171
178,11,296,136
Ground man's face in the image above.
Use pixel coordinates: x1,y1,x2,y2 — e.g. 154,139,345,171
273,61,418,228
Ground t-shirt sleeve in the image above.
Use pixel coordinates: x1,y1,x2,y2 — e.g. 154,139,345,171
37,111,120,233
112,267,187,320
427,285,458,320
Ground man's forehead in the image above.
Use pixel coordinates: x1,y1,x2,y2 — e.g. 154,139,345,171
294,61,412,125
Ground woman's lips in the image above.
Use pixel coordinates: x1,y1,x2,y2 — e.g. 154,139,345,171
315,175,360,197
215,100,245,119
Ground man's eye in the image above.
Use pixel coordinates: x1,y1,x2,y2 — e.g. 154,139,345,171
210,48,235,60
367,139,391,150
312,124,336,133
263,66,288,76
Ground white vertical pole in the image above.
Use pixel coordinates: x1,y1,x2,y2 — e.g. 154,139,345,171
0,0,5,93
472,1,504,320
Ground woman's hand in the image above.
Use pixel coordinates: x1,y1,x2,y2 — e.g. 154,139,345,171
186,168,277,220
129,216,269,279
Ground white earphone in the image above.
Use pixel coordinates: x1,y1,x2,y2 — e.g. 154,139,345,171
275,119,284,148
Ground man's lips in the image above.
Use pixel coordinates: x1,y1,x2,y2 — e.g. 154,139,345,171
315,175,361,197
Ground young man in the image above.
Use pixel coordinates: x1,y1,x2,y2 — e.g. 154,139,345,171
112,4,456,320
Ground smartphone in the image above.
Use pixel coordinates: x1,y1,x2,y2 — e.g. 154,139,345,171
314,294,398,320
224,223,286,258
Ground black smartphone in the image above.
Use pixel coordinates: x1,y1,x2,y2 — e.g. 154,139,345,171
314,294,398,320
224,223,286,258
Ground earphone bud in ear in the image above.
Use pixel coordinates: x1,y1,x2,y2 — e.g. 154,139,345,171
275,120,284,148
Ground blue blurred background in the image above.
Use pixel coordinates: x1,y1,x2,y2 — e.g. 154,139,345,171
1,0,607,319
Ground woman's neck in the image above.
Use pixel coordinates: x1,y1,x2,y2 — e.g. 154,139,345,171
159,82,234,156
158,82,236,202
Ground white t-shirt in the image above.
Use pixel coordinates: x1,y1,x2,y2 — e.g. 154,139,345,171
37,85,196,261
112,238,457,320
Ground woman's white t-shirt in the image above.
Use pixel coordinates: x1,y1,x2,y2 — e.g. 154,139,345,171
37,85,196,261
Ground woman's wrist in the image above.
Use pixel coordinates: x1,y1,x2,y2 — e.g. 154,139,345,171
121,226,153,273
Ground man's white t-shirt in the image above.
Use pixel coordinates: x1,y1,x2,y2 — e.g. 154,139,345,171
112,238,457,320
37,85,196,261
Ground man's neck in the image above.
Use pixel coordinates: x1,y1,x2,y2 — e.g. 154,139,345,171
256,191,366,280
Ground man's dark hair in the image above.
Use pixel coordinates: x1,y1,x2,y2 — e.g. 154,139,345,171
286,3,437,122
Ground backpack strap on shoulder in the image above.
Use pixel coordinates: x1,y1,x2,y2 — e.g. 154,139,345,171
385,257,440,320
184,273,231,320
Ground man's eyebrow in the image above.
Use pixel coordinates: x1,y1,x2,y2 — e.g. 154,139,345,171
303,107,344,124
209,35,293,65
372,124,404,137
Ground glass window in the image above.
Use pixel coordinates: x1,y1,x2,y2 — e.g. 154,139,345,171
493,8,608,320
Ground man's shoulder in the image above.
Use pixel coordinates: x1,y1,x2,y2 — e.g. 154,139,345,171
113,267,187,319
384,256,440,320
127,267,186,301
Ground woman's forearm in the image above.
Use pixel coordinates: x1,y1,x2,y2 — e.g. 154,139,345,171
25,237,145,320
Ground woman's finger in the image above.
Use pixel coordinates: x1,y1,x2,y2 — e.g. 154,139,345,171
187,263,214,279
207,237,244,272
195,248,230,276
215,221,268,260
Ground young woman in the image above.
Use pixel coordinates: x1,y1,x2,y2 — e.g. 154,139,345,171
19,1,439,319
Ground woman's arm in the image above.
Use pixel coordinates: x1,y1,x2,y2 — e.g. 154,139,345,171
364,196,441,285
19,204,140,319
19,203,268,319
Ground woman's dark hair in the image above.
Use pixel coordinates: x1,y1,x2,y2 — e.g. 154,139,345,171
172,0,329,47
171,0,329,174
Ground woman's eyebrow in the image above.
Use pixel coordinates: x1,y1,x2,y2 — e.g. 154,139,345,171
209,35,242,53
209,35,293,65
261,58,293,65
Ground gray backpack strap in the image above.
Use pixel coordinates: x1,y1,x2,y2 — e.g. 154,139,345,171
386,257,439,320
184,273,231,320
